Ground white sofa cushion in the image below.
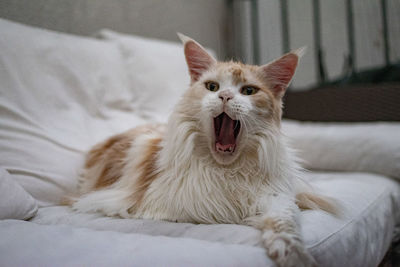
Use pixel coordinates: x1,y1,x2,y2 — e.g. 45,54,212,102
0,19,146,206
0,220,272,267
96,29,215,122
0,168,38,220
283,120,400,180
31,172,400,267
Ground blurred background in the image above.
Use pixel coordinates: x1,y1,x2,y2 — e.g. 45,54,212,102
1,0,399,121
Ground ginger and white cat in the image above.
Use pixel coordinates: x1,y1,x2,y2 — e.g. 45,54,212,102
72,34,336,267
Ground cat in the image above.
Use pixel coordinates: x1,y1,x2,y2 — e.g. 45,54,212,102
72,33,337,267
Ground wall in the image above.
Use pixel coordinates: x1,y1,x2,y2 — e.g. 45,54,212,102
0,0,231,59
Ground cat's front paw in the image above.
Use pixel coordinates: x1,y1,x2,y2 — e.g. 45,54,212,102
262,231,316,267
72,197,132,218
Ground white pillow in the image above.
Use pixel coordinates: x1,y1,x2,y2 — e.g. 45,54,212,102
0,168,38,220
0,19,146,206
96,30,215,122
282,120,400,180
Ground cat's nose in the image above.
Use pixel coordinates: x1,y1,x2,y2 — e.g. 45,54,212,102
218,90,234,103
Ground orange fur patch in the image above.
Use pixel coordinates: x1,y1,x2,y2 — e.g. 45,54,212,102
296,192,339,216
251,90,282,123
251,90,274,109
90,132,133,189
84,125,163,191
130,137,162,210
230,66,247,85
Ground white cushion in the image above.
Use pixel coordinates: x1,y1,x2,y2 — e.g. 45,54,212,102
283,120,400,180
0,220,271,267
32,172,400,267
0,19,146,206
0,168,38,220
96,30,214,122
302,172,400,267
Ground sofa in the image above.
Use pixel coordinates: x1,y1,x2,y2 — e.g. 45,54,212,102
1,18,399,267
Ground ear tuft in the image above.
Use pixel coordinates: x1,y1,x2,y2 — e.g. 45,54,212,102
177,32,191,44
293,46,307,58
178,34,216,83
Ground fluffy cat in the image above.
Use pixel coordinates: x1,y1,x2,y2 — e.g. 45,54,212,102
72,34,336,267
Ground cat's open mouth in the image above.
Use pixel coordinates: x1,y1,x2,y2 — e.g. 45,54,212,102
214,112,241,154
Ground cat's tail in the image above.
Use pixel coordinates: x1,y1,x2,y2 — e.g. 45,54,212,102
59,194,79,206
295,192,341,217
59,168,85,206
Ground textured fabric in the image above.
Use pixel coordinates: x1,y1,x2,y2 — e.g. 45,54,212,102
0,168,37,220
32,172,400,267
283,120,400,180
0,220,271,267
0,19,146,206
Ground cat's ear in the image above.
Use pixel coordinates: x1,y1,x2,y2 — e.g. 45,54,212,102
258,47,305,98
177,33,217,83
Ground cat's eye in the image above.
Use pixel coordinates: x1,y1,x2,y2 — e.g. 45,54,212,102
241,86,259,95
205,81,220,92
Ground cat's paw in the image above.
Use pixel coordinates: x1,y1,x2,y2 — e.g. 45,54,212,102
70,198,93,213
262,231,316,267
72,197,131,218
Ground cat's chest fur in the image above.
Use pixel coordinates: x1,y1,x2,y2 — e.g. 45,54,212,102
138,151,266,224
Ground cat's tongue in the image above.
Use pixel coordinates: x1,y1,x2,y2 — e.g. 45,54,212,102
215,113,236,152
